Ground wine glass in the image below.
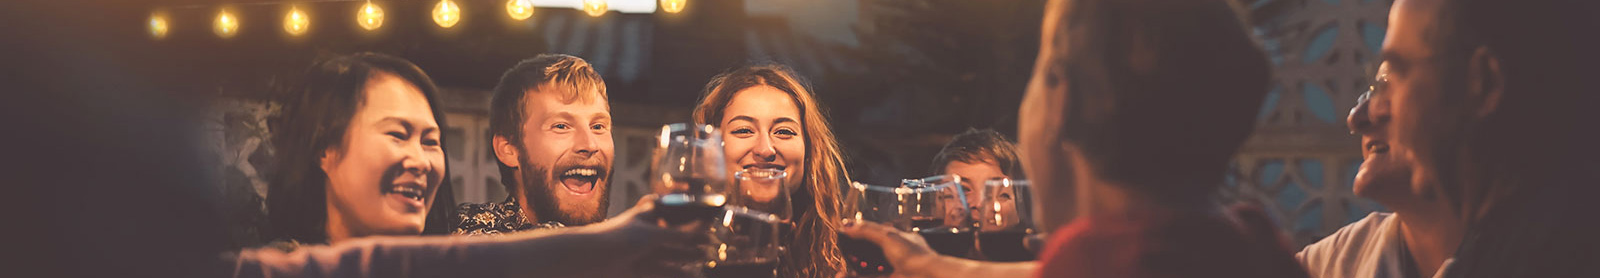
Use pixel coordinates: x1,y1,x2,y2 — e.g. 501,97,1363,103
902,175,976,258
728,168,791,221
650,123,731,223
703,206,784,278
975,178,1037,261
838,182,913,275
701,168,791,278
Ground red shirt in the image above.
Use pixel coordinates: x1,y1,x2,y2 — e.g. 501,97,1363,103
1035,204,1309,278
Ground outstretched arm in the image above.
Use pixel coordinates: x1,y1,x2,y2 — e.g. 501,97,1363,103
836,220,1036,278
233,195,702,278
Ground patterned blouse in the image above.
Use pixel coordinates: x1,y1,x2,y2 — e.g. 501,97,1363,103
453,197,565,236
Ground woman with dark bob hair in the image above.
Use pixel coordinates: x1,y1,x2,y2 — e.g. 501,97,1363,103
265,52,455,246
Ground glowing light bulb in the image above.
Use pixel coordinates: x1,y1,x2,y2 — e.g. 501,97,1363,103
149,14,169,39
506,0,534,20
284,7,310,36
660,0,685,13
358,1,384,31
433,0,461,28
582,0,608,17
214,10,239,38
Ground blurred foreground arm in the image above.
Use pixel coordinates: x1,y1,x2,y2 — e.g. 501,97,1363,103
837,220,1036,278
233,195,702,278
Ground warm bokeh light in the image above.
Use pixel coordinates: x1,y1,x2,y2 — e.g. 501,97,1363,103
149,13,169,40
432,0,461,28
214,9,239,38
506,0,534,20
582,0,608,17
660,0,685,13
358,1,384,31
284,6,309,36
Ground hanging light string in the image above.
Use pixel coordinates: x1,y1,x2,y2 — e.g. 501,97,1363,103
147,0,679,40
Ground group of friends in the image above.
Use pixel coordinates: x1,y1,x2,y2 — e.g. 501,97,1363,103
44,0,1594,277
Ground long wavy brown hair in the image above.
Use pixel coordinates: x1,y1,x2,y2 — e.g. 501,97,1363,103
693,64,847,278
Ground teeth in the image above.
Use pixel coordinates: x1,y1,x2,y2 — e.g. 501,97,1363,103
563,168,598,177
391,186,424,201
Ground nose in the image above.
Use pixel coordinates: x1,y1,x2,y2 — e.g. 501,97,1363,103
574,128,601,157
401,141,431,176
1347,90,1389,135
752,134,777,161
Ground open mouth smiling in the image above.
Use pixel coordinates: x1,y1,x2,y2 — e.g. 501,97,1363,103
558,166,604,195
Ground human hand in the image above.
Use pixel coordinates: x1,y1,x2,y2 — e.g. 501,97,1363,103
836,220,939,278
579,195,710,277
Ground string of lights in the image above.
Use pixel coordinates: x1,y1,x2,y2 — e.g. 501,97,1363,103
148,0,689,40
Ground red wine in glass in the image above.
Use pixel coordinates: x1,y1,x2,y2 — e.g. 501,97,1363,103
977,230,1036,261
911,218,974,257
838,231,894,275
656,178,726,224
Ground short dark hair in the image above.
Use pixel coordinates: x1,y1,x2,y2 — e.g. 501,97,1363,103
1423,1,1600,277
1038,0,1269,200
267,53,454,243
931,128,1023,178
487,54,608,193
1431,0,1600,181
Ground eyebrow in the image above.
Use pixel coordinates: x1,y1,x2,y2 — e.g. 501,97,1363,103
548,111,575,121
773,117,798,126
726,115,757,126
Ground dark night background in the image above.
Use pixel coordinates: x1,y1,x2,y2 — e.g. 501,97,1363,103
7,0,1387,274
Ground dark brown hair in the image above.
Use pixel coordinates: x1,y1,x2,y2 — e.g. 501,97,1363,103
1038,0,1269,201
266,53,454,244
1423,1,1600,277
930,128,1024,178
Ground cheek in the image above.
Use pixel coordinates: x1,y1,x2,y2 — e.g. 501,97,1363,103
777,141,804,165
778,142,805,177
722,137,753,161
428,152,447,184
523,137,561,163
329,145,388,198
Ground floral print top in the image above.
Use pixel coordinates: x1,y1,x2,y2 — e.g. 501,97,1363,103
453,197,564,236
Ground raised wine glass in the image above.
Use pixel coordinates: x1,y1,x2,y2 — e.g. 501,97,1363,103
838,181,913,276
975,178,1038,261
703,206,784,278
903,175,976,258
701,168,792,278
650,123,731,224
728,168,792,221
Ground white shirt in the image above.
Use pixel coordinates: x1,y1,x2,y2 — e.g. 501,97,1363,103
1296,212,1453,278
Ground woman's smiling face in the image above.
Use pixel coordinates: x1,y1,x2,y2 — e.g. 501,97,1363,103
320,71,445,241
720,86,806,192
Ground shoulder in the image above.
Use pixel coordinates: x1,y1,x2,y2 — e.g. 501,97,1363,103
1033,216,1156,278
1297,212,1396,277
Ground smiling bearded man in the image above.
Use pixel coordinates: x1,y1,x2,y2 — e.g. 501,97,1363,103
455,54,615,235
